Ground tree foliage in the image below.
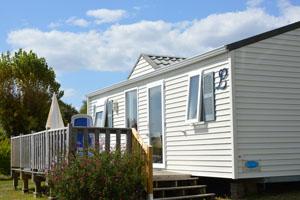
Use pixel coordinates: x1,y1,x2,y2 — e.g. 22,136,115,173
59,100,78,125
0,49,63,137
79,100,87,114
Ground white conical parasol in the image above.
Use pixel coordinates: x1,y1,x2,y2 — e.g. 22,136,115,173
46,93,64,129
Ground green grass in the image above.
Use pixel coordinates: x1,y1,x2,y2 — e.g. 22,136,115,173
216,190,300,200
1,176,300,200
0,176,47,200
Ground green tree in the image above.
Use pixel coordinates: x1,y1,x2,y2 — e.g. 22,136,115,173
59,100,78,125
0,49,63,137
79,100,87,114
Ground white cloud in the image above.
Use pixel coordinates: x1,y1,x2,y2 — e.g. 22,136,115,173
7,1,300,73
48,22,61,29
66,17,90,27
278,0,300,22
246,0,264,8
86,9,127,24
62,88,76,98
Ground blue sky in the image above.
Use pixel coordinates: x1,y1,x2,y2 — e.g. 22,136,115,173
1,0,300,109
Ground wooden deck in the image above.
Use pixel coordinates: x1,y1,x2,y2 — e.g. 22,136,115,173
11,125,153,199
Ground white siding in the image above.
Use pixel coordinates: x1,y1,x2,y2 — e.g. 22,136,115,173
234,28,300,179
108,93,125,128
129,57,155,79
137,86,150,143
164,61,233,178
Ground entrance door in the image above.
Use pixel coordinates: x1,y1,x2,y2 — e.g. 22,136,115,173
148,81,165,168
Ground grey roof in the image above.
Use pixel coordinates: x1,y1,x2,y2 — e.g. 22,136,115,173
128,53,186,78
143,54,186,68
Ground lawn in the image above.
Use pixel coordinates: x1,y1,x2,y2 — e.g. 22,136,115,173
1,175,300,200
0,175,47,200
216,190,300,200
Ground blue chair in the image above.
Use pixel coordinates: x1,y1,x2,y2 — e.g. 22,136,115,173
71,114,94,156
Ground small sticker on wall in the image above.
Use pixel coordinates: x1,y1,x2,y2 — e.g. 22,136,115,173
243,160,261,172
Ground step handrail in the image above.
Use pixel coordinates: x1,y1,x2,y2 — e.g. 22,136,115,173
131,128,153,199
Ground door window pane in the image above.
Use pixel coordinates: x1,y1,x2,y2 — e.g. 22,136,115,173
94,111,103,127
149,85,163,164
125,90,137,128
187,75,199,120
107,101,113,128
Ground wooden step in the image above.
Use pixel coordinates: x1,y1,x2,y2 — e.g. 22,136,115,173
154,185,206,191
154,193,215,200
154,177,199,182
153,171,193,181
154,178,199,188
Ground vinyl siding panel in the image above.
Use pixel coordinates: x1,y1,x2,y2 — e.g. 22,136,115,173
164,60,233,178
137,86,149,143
129,57,155,79
234,28,300,179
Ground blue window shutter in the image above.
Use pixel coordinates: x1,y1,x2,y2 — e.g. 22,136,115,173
203,72,215,121
107,100,113,128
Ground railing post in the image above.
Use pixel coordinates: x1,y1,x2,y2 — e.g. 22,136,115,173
147,146,153,200
105,129,110,152
19,134,22,170
116,130,121,151
66,124,72,160
126,130,132,153
83,128,89,155
95,129,100,153
31,135,34,170
45,129,49,170
10,136,12,177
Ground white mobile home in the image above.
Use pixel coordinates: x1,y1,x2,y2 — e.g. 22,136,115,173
87,21,300,182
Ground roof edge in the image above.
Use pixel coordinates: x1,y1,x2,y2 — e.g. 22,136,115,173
226,21,300,51
87,46,227,98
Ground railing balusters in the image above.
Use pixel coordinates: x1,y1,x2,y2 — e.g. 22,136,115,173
12,127,136,168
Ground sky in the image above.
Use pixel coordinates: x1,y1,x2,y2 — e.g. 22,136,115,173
1,0,300,109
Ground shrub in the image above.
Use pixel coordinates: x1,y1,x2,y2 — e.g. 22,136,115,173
48,151,146,200
0,135,10,175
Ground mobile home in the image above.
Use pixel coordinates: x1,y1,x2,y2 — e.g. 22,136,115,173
87,21,300,184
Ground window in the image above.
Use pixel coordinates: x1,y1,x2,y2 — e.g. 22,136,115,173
203,72,215,121
94,111,104,127
106,100,113,128
125,89,138,128
186,71,215,123
187,75,201,121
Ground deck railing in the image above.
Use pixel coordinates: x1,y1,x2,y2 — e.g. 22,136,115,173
11,125,153,198
11,127,68,171
11,125,133,172
11,125,153,199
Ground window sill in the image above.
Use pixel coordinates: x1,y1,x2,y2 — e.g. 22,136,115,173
187,121,205,126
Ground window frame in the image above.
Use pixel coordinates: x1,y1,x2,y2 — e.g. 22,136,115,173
94,98,107,127
185,70,203,124
106,100,114,128
124,88,139,128
146,80,165,169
